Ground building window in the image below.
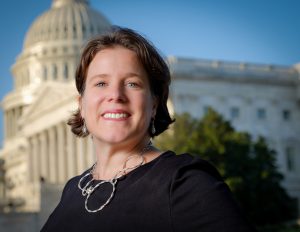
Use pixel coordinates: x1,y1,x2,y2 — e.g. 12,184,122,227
257,108,266,120
52,64,57,80
63,64,68,80
282,109,291,121
286,147,296,172
230,107,240,120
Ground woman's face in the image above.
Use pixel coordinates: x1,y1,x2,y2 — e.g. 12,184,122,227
80,46,156,146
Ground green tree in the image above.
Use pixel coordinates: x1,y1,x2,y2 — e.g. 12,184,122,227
156,112,197,154
155,108,297,226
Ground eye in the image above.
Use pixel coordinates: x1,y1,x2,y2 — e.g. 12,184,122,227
126,82,141,88
128,82,137,87
96,81,106,87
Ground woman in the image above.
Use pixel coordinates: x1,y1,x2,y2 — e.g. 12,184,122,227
41,26,255,231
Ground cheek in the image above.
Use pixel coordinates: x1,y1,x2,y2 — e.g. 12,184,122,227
141,96,155,118
82,92,102,115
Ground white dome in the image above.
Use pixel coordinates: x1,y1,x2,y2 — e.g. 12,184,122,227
11,0,112,91
23,0,111,49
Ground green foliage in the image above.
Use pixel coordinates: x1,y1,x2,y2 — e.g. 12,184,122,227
156,112,197,154
155,108,298,226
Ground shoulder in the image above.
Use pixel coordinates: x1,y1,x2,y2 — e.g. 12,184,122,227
157,151,223,183
163,152,256,231
167,151,228,201
153,151,227,197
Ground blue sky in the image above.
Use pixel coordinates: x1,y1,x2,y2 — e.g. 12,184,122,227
0,0,300,146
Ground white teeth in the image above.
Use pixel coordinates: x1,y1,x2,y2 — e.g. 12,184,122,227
103,113,128,119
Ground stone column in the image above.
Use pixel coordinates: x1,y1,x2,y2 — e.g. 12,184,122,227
15,108,19,134
28,138,34,182
39,132,48,180
8,110,12,138
12,108,17,136
69,60,76,82
10,110,14,137
57,123,66,183
45,131,50,178
14,108,19,134
8,110,11,138
4,111,7,139
11,109,14,137
32,136,39,182
15,107,20,133
66,126,76,179
48,127,57,183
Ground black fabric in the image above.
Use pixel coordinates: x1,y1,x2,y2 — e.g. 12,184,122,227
41,151,256,232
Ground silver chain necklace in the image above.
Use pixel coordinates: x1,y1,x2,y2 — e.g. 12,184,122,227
78,143,151,213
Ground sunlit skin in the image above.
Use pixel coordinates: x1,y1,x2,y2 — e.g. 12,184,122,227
79,46,160,180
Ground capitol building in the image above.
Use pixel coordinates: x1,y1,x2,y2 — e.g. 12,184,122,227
0,0,299,215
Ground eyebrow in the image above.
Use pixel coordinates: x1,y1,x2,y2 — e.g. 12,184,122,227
123,72,144,79
85,74,107,84
88,72,144,82
88,74,108,80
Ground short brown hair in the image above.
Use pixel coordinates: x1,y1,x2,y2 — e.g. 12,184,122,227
68,26,174,137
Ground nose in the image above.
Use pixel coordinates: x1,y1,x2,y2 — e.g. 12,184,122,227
107,83,127,103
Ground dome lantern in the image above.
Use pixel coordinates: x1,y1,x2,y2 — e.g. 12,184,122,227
52,0,89,8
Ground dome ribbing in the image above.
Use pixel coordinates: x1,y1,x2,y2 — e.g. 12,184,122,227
23,0,111,49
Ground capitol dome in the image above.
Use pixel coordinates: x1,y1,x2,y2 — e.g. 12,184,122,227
11,0,111,90
0,0,113,212
24,0,111,49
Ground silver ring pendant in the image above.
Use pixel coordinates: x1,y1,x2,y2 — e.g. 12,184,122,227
84,179,117,213
78,173,94,196
79,143,151,213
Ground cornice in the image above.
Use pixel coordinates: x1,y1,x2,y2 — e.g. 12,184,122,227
168,56,300,86
1,87,36,110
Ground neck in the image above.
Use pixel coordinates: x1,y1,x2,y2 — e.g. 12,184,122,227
92,138,151,180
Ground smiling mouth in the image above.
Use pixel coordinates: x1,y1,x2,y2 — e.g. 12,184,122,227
103,113,129,119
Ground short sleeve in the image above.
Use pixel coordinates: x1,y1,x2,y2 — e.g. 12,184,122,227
169,157,256,232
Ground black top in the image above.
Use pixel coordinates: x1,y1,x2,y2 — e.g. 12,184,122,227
41,151,256,232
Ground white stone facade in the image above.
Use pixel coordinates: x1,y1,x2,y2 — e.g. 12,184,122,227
0,0,299,213
0,0,109,212
169,57,300,210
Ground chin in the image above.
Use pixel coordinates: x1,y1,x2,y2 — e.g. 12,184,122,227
96,133,134,145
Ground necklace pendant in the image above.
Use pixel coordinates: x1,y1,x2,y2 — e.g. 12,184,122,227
86,186,94,195
79,141,151,213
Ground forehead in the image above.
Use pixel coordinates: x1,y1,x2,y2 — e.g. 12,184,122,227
87,46,147,77
92,46,139,64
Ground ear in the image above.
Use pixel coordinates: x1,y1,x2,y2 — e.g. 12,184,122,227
78,95,85,118
151,96,158,118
